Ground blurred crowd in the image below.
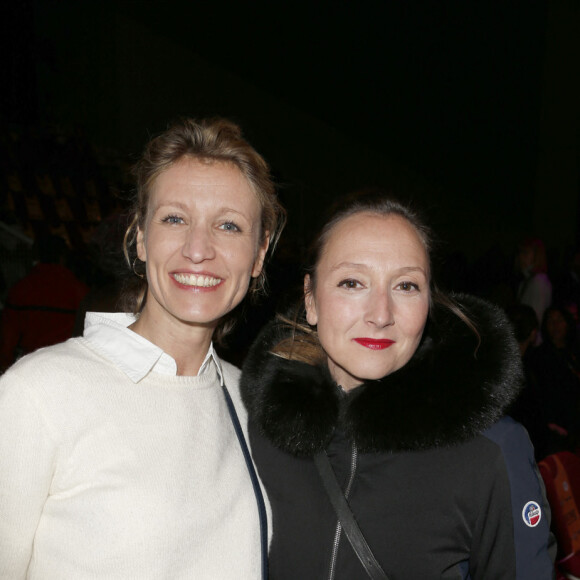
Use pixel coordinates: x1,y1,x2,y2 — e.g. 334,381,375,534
507,238,580,462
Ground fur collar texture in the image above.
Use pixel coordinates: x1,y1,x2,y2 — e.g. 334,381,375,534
241,294,523,455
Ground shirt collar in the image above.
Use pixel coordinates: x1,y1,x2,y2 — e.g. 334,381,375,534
83,312,224,385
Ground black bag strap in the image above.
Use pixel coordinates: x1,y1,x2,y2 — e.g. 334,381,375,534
222,385,268,580
314,451,389,580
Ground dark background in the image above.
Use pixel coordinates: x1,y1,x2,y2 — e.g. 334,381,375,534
1,0,578,296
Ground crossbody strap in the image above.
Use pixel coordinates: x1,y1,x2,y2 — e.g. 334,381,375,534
314,451,389,580
222,385,268,580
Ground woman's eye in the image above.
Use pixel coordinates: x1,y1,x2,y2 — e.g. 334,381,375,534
398,281,419,292
162,215,184,225
338,279,361,289
219,221,241,232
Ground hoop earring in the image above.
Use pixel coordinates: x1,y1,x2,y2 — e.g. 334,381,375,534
133,257,145,279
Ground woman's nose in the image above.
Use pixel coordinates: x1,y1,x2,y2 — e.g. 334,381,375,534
182,227,216,263
365,289,395,328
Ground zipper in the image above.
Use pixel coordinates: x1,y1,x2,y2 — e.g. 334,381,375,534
327,443,358,580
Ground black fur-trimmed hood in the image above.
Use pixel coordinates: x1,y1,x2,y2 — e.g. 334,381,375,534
241,294,523,456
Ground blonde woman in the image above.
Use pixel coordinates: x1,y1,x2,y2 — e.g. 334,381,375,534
0,118,285,579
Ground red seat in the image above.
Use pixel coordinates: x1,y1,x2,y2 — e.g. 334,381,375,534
539,451,580,578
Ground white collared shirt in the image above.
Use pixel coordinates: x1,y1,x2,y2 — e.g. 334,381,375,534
83,312,224,385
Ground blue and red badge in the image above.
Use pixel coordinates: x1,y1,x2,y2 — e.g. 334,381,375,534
522,501,542,527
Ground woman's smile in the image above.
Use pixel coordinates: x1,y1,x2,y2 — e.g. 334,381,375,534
171,271,224,289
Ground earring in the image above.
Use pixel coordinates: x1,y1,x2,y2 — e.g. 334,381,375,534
132,257,145,279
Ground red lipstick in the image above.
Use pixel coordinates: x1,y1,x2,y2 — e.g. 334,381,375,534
354,338,395,350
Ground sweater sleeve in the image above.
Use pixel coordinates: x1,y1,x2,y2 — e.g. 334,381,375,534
0,367,57,579
470,417,556,579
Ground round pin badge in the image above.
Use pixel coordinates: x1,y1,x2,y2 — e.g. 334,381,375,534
522,501,542,527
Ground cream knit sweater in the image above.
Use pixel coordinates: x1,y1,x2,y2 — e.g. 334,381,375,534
0,334,263,579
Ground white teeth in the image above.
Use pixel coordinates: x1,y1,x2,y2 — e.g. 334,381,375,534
173,274,222,287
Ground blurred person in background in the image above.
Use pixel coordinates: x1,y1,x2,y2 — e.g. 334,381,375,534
0,233,88,371
506,303,569,460
516,237,552,333
530,305,580,446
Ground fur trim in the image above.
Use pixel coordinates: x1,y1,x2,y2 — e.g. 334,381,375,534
241,294,523,455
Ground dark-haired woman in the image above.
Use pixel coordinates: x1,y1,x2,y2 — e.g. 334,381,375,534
0,118,285,579
241,193,555,579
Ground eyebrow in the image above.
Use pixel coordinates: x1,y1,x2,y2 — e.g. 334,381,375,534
329,262,428,276
152,202,252,220
151,201,188,213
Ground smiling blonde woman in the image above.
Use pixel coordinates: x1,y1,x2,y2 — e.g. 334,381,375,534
0,118,285,580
